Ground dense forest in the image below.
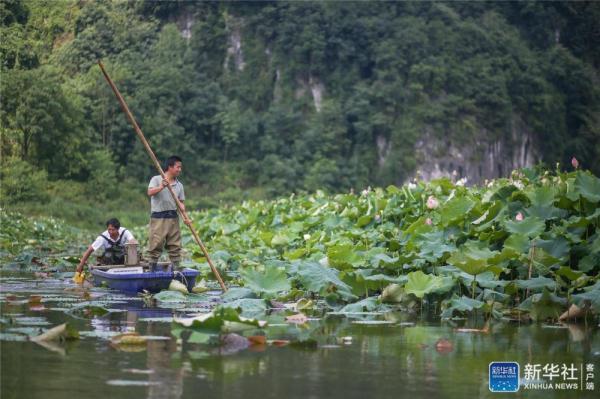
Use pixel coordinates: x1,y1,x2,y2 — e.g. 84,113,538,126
1,0,599,225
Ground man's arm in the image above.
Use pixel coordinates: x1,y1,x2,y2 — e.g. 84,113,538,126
147,178,169,197
77,245,95,273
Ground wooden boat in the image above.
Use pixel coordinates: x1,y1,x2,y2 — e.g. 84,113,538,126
90,262,199,294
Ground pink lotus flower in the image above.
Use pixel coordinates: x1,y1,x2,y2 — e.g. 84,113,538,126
571,157,579,169
515,212,524,221
426,195,439,209
425,218,433,225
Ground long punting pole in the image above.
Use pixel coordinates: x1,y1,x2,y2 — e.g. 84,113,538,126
98,61,227,292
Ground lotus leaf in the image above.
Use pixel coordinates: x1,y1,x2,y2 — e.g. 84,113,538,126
404,271,446,299
447,241,498,276
504,216,545,237
240,266,290,296
574,172,600,203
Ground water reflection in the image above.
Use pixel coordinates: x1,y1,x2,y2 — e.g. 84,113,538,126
146,324,183,399
1,273,599,399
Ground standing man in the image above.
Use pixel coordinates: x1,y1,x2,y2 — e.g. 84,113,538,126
147,155,191,272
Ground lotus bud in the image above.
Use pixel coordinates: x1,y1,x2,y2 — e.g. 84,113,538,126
571,157,579,169
515,212,524,221
425,218,433,225
426,196,439,209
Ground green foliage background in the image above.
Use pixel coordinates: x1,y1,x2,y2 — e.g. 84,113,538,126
1,0,599,227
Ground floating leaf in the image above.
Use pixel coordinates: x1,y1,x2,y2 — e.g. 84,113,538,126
221,298,268,314
153,290,188,303
221,287,256,301
174,307,266,333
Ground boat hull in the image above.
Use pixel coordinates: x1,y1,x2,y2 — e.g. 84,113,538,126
91,268,199,293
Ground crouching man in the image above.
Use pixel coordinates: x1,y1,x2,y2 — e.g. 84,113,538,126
76,218,135,274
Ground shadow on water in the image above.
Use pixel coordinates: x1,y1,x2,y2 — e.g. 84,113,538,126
1,273,599,399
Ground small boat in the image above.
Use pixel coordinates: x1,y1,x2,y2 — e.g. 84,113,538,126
90,263,199,294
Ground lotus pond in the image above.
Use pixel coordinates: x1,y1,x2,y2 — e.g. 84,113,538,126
1,167,600,397
1,272,598,399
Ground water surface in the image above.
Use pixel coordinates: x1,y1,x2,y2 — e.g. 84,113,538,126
1,273,598,399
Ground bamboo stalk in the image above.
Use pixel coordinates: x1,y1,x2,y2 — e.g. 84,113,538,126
97,61,227,292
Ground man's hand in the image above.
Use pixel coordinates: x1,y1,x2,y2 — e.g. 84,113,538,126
183,217,192,226
73,268,86,284
148,179,170,196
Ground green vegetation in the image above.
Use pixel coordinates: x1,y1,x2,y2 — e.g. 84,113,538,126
177,167,599,321
1,1,600,227
3,166,599,322
0,209,85,270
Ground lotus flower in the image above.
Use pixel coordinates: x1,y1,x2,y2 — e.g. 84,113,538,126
426,196,439,209
571,157,579,169
425,218,433,225
515,212,524,221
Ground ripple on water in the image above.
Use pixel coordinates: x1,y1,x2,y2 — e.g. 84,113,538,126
106,380,161,386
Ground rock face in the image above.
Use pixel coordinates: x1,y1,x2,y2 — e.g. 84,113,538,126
224,17,245,72
174,13,544,185
414,116,540,184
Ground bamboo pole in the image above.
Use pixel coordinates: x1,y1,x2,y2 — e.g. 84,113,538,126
98,61,227,291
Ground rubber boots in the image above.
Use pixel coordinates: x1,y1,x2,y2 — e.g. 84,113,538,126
149,262,158,272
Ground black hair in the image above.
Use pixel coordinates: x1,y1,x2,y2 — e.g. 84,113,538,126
165,155,182,171
106,218,121,229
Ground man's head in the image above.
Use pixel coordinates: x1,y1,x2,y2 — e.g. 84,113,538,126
106,218,120,239
165,155,182,177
